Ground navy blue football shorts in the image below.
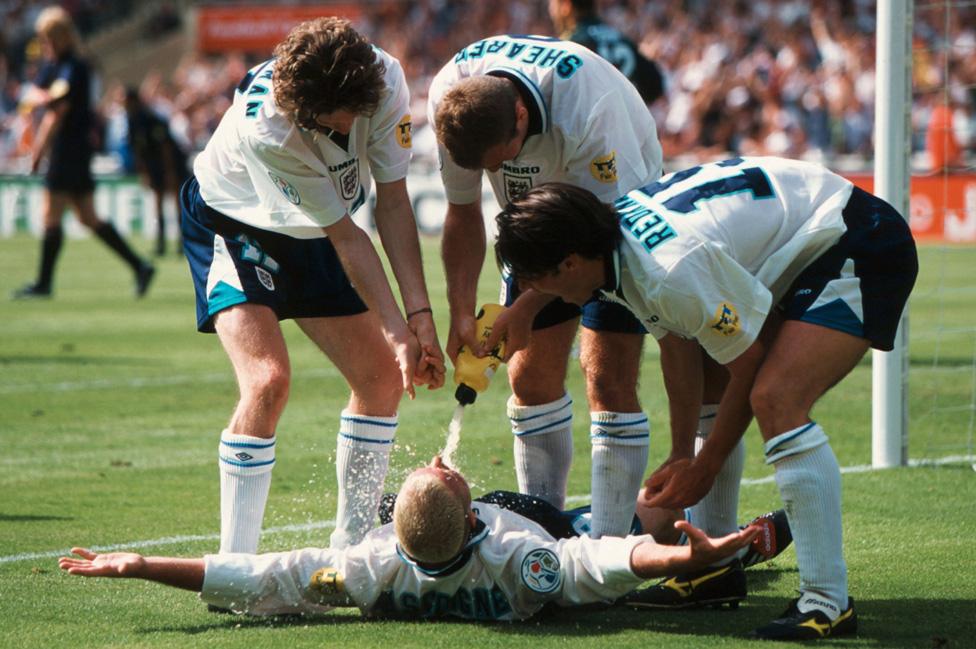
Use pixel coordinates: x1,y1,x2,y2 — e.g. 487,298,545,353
45,145,95,195
500,275,647,334
782,187,918,351
180,175,367,333
475,491,642,538
378,490,642,537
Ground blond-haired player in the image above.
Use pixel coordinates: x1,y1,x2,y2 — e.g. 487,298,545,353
61,456,759,621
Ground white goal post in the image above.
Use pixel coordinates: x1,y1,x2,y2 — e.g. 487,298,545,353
872,0,913,467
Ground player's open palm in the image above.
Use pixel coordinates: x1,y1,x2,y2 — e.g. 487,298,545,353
59,548,146,578
678,521,759,571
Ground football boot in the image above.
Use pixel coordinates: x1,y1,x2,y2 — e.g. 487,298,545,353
741,509,793,568
621,558,746,609
752,596,857,640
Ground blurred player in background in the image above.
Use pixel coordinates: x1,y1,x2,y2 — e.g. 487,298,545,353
60,455,761,621
548,0,664,105
494,157,919,639
124,87,189,256
428,34,662,540
13,6,154,300
180,17,444,554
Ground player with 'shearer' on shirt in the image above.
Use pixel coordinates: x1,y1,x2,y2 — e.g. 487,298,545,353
428,34,666,540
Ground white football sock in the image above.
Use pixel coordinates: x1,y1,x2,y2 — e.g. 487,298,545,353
589,411,649,538
767,422,847,621
690,404,745,542
509,393,574,510
218,429,275,554
330,410,397,549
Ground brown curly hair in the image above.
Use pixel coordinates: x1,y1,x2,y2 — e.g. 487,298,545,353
273,17,386,131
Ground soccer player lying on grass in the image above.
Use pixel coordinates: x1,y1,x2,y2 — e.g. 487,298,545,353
60,456,761,622
493,156,919,640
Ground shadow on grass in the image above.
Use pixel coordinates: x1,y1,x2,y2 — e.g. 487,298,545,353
141,595,976,647
0,513,73,522
484,595,976,648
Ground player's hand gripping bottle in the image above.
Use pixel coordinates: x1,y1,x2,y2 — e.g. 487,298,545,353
454,304,507,406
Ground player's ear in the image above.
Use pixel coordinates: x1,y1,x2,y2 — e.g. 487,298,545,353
514,100,529,130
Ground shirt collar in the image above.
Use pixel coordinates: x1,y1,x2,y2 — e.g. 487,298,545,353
485,68,548,137
395,510,489,577
601,247,623,296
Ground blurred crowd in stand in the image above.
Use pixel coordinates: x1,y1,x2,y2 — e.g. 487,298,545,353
1,0,974,176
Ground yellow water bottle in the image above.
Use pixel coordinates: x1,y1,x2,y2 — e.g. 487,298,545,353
454,303,507,405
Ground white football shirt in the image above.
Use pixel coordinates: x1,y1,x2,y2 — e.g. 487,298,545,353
193,48,413,239
427,35,663,207
600,156,855,364
202,502,648,620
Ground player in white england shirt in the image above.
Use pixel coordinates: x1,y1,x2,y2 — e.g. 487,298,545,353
180,18,444,556
494,157,919,640
428,35,665,539
60,456,760,621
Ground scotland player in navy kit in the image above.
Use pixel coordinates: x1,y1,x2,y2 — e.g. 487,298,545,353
180,18,445,555
60,456,762,622
548,0,664,104
428,35,664,540
13,7,154,300
124,88,189,256
494,157,919,640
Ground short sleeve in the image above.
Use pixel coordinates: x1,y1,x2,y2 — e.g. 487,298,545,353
366,57,412,183
658,242,772,364
562,89,658,202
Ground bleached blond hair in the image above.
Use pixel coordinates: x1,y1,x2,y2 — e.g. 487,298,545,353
35,6,80,54
393,472,468,564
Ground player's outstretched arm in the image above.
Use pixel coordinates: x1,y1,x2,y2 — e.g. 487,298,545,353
629,522,758,579
442,201,487,362
374,179,446,390
324,215,420,399
59,548,205,591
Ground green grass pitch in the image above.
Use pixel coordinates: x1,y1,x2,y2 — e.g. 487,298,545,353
1,234,974,648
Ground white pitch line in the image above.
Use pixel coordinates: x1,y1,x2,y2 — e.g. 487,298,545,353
0,520,336,565
0,367,340,395
3,455,973,566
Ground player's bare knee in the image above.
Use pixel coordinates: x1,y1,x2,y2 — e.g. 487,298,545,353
245,362,291,410
583,372,640,411
76,214,102,229
750,380,805,432
509,370,564,405
349,366,403,413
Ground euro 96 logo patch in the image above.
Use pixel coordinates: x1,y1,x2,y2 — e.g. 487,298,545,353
308,567,350,605
396,115,412,148
589,151,618,183
520,548,561,593
711,302,740,336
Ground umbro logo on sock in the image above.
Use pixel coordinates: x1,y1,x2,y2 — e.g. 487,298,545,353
235,452,254,462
